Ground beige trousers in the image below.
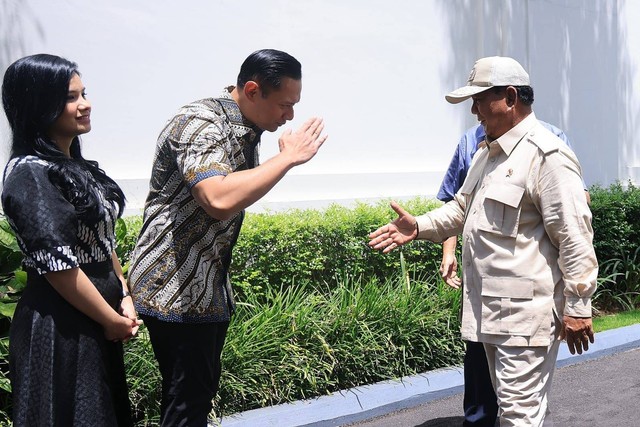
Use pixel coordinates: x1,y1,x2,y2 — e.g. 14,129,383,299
484,338,561,427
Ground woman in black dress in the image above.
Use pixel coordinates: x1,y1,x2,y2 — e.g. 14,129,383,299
1,54,141,426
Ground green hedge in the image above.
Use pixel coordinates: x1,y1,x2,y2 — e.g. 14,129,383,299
0,183,639,424
231,198,443,300
217,273,462,414
589,182,640,311
0,197,457,424
589,181,640,262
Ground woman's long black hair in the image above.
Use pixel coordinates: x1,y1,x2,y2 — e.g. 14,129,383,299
2,54,125,219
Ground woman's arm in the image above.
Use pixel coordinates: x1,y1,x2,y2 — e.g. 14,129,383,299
112,251,140,339
45,267,141,341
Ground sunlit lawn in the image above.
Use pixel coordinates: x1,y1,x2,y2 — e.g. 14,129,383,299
593,309,640,333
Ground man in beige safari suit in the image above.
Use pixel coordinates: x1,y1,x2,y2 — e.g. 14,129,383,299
369,56,598,426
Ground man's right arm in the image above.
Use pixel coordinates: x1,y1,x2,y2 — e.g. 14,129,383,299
192,117,326,220
440,235,461,289
436,131,472,288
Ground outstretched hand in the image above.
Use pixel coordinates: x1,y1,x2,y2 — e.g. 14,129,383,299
368,201,418,253
560,315,595,355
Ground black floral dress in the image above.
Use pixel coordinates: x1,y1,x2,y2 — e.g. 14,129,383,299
1,156,132,427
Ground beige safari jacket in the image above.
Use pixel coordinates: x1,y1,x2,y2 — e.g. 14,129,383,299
416,113,598,347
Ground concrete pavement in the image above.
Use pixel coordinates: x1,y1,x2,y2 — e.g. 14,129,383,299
344,346,640,427
218,324,640,427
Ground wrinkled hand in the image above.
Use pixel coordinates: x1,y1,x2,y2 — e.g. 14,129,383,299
560,315,594,355
119,296,141,342
368,201,418,253
278,117,328,166
440,252,461,289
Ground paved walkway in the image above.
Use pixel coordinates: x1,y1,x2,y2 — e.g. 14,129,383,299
344,347,640,427
219,324,640,427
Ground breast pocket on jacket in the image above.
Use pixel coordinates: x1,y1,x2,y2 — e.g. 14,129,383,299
480,277,534,336
477,182,525,238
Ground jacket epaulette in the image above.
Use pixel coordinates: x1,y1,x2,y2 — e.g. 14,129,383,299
526,126,561,155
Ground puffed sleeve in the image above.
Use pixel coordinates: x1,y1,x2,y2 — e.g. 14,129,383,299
1,159,80,274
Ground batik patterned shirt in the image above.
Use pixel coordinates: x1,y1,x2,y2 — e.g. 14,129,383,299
128,87,261,322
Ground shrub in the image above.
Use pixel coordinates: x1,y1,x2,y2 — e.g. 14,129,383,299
1,186,640,423
0,217,26,422
0,199,453,424
589,181,640,311
594,247,640,313
0,218,26,318
124,328,162,425
589,181,640,261
216,271,463,415
115,216,144,275
231,198,444,300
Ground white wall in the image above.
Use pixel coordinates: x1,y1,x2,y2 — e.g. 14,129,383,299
1,0,637,213
436,0,639,188
620,0,640,184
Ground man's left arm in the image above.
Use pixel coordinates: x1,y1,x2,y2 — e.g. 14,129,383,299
535,148,598,355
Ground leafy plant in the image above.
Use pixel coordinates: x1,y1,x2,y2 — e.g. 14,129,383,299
114,216,143,276
230,198,444,302
589,181,640,264
124,328,162,426
0,217,26,321
1,187,640,424
594,246,640,312
215,270,463,415
0,216,24,424
588,181,640,312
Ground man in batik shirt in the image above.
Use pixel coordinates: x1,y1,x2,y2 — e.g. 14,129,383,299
129,49,327,427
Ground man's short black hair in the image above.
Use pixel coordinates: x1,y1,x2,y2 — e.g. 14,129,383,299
237,49,301,96
492,85,535,106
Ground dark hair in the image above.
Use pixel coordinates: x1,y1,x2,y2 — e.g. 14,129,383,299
236,49,301,96
2,54,125,218
492,85,534,106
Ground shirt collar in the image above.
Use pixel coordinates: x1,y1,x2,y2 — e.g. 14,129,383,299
492,112,537,156
218,86,263,143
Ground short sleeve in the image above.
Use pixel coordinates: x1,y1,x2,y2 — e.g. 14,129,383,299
2,159,80,274
436,142,463,202
437,129,478,202
169,114,237,189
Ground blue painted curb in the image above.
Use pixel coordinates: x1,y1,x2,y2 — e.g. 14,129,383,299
217,323,640,427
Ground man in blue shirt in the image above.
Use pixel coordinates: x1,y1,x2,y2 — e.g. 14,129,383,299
437,121,575,427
